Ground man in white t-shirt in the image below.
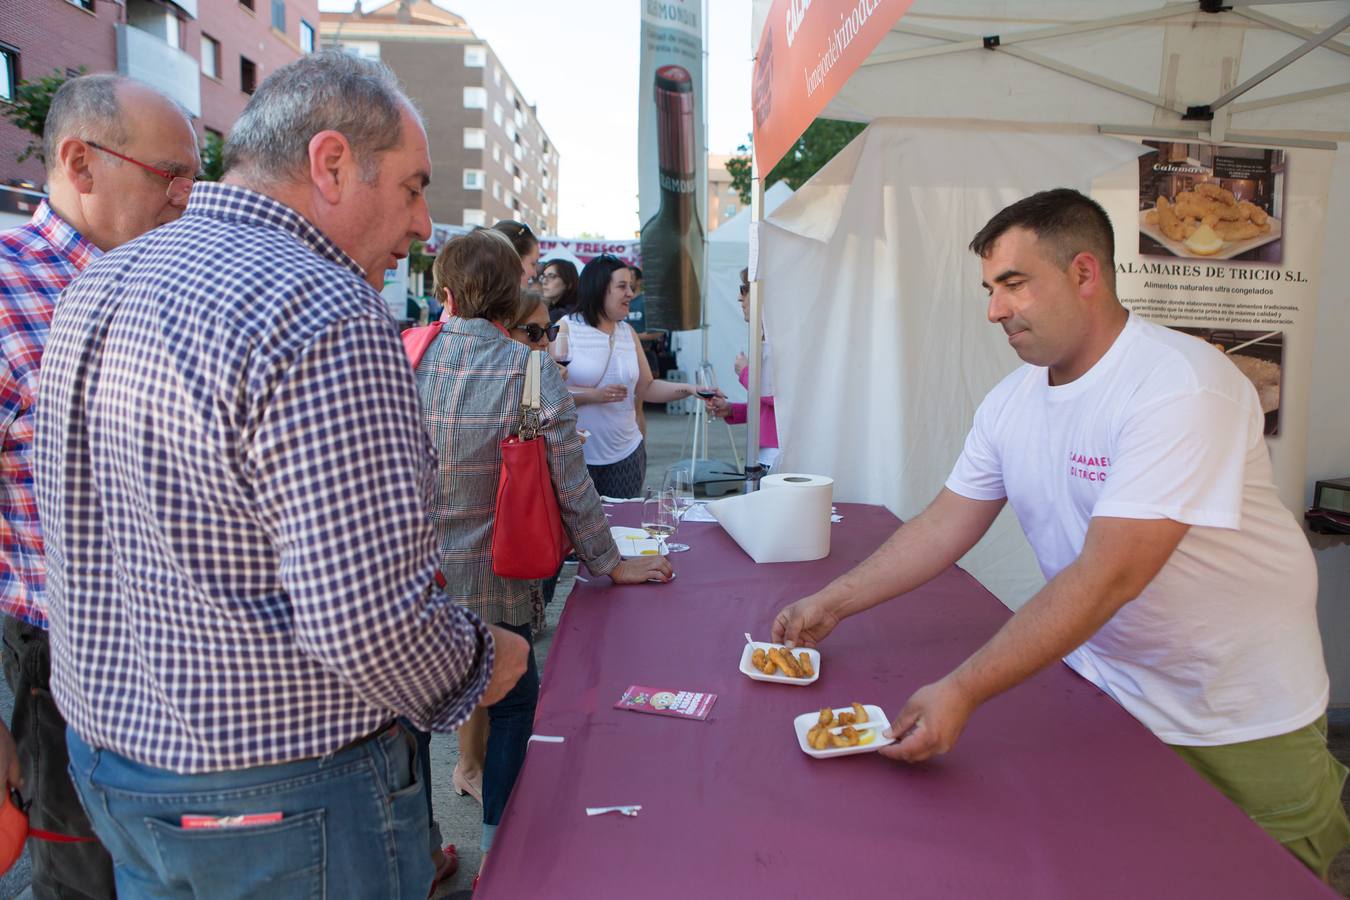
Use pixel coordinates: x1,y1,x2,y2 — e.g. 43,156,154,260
772,189,1349,876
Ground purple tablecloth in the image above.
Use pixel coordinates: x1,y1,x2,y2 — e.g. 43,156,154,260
478,503,1334,898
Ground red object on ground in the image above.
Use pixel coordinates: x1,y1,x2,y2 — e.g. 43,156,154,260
477,503,1337,899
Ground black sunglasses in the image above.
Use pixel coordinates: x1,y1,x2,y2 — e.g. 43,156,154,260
739,283,750,295
513,322,560,343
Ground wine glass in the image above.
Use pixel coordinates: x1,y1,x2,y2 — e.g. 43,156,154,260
694,363,718,400
641,487,677,555
662,467,694,552
550,320,571,368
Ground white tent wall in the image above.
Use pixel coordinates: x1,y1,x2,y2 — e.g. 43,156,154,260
749,0,1350,699
1308,144,1350,704
761,122,1145,609
679,182,795,404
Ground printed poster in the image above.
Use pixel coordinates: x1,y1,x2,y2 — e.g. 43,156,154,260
1095,140,1335,512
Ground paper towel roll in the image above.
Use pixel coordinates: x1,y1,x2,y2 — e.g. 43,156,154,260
707,473,834,563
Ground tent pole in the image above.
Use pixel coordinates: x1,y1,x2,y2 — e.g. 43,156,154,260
747,151,764,472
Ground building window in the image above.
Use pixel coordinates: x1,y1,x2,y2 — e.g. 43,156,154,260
66,0,94,10
201,35,221,79
463,169,484,190
300,20,316,54
463,209,486,227
463,127,485,150
492,181,501,200
240,56,258,94
166,13,182,49
464,44,485,67
492,143,501,163
492,103,503,127
0,46,16,104
239,0,255,10
463,86,486,109
271,0,286,33
493,64,501,85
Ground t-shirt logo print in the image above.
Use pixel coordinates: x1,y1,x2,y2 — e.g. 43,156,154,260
1068,451,1111,483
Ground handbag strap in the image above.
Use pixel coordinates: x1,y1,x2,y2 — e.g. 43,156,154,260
577,321,619,390
517,350,543,440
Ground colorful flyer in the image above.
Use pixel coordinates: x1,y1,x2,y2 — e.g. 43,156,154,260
615,685,716,721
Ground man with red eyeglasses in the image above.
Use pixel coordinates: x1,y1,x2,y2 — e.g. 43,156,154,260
0,73,197,898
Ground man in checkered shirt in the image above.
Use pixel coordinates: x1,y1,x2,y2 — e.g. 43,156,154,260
34,53,528,897
1,74,199,898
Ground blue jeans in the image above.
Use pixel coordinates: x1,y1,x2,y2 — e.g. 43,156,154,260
482,621,538,851
66,723,433,899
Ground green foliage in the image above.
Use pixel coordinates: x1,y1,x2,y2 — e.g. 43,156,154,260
3,68,83,165
407,240,434,278
199,132,225,182
726,118,867,206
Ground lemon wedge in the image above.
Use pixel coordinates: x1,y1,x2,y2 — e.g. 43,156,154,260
857,729,875,745
1183,222,1223,256
640,549,658,555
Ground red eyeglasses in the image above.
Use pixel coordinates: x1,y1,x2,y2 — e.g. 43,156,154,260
86,141,196,206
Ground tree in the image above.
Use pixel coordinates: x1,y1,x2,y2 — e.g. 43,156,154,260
199,132,226,182
3,68,83,165
726,118,867,206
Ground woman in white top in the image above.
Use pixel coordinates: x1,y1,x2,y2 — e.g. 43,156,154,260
566,255,701,497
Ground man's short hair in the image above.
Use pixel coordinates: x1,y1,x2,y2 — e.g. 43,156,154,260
42,74,130,172
433,229,521,323
970,189,1116,286
223,51,411,183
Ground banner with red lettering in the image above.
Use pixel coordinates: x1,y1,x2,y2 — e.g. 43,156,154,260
752,0,914,173
537,238,642,270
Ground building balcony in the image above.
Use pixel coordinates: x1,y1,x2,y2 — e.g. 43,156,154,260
116,23,201,118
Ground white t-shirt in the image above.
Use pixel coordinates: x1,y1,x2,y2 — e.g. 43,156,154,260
567,316,643,466
946,314,1325,746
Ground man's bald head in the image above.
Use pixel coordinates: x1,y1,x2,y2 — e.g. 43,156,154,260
43,75,199,251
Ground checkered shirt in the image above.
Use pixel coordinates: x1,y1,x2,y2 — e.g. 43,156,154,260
34,183,493,773
415,317,621,627
0,201,100,629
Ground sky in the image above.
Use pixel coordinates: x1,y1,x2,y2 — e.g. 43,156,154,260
318,0,754,238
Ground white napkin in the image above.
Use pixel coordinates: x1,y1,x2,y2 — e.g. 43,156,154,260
681,503,717,523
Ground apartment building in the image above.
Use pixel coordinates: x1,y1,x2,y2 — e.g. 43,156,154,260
707,152,740,232
321,0,559,235
0,0,319,189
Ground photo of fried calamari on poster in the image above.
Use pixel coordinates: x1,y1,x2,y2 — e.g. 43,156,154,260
1138,143,1286,264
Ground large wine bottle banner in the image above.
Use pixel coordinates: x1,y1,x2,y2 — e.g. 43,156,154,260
638,0,706,332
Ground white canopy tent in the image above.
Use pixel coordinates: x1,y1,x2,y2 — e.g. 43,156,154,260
746,1,1350,698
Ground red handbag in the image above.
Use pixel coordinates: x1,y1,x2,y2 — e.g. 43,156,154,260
492,351,571,578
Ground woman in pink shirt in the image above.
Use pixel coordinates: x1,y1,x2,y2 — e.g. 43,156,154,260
711,269,779,469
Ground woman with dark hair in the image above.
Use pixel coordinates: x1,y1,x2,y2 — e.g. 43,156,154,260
491,219,541,289
538,258,579,324
567,255,704,498
416,232,671,868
